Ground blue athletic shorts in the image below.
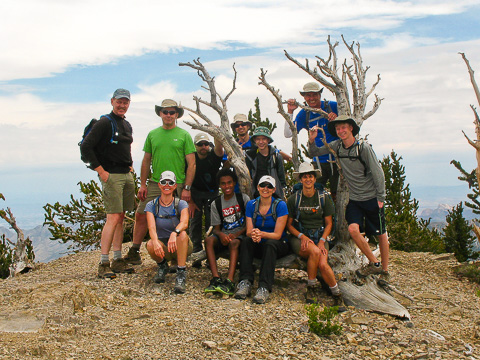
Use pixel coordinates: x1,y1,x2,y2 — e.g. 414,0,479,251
345,198,386,236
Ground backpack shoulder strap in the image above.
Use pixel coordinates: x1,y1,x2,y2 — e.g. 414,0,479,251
174,197,181,219
252,197,261,226
294,190,302,222
215,196,223,222
153,196,161,219
235,192,246,216
356,140,368,176
271,198,281,222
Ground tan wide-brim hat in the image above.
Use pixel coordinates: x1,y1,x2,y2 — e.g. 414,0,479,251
327,115,360,137
293,162,321,180
299,82,324,96
155,99,184,118
230,113,252,132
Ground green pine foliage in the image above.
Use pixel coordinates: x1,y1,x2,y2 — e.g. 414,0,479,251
305,304,342,337
381,151,445,253
43,173,139,252
450,160,480,215
0,234,13,279
443,202,477,262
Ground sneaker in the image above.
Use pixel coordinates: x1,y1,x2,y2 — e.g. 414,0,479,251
111,258,135,274
356,263,383,278
98,261,116,279
204,277,222,293
234,279,252,300
216,279,235,296
252,287,270,304
153,261,169,283
332,294,347,313
305,285,321,304
174,269,187,294
123,247,142,265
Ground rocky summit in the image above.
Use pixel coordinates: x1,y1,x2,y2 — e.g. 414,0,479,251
0,249,479,359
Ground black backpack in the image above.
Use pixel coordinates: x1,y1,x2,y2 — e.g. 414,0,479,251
79,114,132,165
336,139,369,176
215,193,246,223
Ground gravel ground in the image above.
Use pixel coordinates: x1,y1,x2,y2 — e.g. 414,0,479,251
0,248,479,359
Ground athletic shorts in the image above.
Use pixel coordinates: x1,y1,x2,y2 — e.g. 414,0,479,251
136,181,184,214
288,234,329,256
99,172,135,214
150,235,193,262
345,198,386,236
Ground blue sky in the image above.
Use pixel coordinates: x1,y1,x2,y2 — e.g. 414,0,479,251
1,0,480,228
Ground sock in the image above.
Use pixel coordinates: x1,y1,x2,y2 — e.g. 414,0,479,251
307,279,317,286
101,254,109,263
131,243,141,251
330,284,340,296
373,262,381,267
113,250,122,260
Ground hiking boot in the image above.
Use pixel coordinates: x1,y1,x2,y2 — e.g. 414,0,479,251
216,279,235,296
234,279,252,300
111,258,135,274
204,277,222,293
379,270,391,282
169,260,178,273
356,263,383,278
153,262,169,283
123,247,142,265
174,269,187,294
305,285,321,304
332,294,347,313
252,287,270,304
98,261,116,279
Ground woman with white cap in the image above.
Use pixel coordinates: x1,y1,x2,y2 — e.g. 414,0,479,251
234,175,290,304
144,171,193,294
286,162,345,310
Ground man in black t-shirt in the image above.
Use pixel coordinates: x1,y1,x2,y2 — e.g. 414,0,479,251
189,133,224,257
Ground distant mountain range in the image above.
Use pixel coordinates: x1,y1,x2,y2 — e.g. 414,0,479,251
419,203,477,223
0,225,72,263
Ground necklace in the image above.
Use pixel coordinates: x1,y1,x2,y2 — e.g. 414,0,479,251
159,197,174,207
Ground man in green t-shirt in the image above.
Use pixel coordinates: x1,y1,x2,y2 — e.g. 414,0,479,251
124,99,196,265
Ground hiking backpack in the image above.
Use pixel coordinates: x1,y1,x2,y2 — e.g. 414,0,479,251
153,196,181,220
215,193,246,223
251,196,282,228
335,139,369,176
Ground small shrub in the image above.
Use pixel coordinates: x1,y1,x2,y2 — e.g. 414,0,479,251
453,263,480,284
305,304,342,337
475,289,480,298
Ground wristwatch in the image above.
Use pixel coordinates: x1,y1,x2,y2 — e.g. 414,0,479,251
175,229,181,235
184,184,191,191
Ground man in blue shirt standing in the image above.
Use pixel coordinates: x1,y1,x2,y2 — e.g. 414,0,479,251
285,82,339,198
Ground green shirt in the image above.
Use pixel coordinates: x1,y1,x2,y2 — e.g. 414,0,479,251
143,126,195,183
287,190,334,230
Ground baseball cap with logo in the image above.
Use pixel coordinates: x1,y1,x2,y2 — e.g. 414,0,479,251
194,133,210,144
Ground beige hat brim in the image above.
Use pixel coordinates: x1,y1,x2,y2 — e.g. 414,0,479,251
155,105,184,118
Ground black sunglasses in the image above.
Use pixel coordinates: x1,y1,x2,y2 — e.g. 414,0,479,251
162,110,176,115
196,142,210,147
233,122,249,128
159,179,175,186
258,182,274,189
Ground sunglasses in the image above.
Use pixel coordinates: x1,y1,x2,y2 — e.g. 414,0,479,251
162,110,177,115
233,122,249,129
196,142,210,147
258,182,274,189
159,179,175,186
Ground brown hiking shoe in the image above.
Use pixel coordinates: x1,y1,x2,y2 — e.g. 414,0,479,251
98,262,116,279
356,263,383,278
305,285,321,304
111,258,135,274
123,247,142,265
332,294,347,313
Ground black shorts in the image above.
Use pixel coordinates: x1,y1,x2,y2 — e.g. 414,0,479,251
209,233,246,253
345,198,386,236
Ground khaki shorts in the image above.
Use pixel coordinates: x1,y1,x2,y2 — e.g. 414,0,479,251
136,181,185,214
289,234,329,256
147,236,193,262
99,172,135,214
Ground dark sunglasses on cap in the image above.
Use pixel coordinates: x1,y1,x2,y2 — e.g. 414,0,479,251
232,122,249,129
162,110,176,115
159,179,175,186
258,182,274,189
196,142,210,147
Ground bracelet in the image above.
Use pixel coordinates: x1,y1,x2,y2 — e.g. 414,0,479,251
320,237,326,242
297,233,303,240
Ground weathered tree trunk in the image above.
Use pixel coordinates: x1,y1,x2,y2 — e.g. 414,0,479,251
0,198,35,277
178,59,252,197
459,53,480,243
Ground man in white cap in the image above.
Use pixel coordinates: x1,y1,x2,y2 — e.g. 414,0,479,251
189,132,224,259
80,88,135,278
285,82,339,198
308,115,389,278
124,99,196,265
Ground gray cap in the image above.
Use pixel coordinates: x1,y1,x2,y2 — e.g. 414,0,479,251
159,171,177,184
112,88,131,100
258,175,276,188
